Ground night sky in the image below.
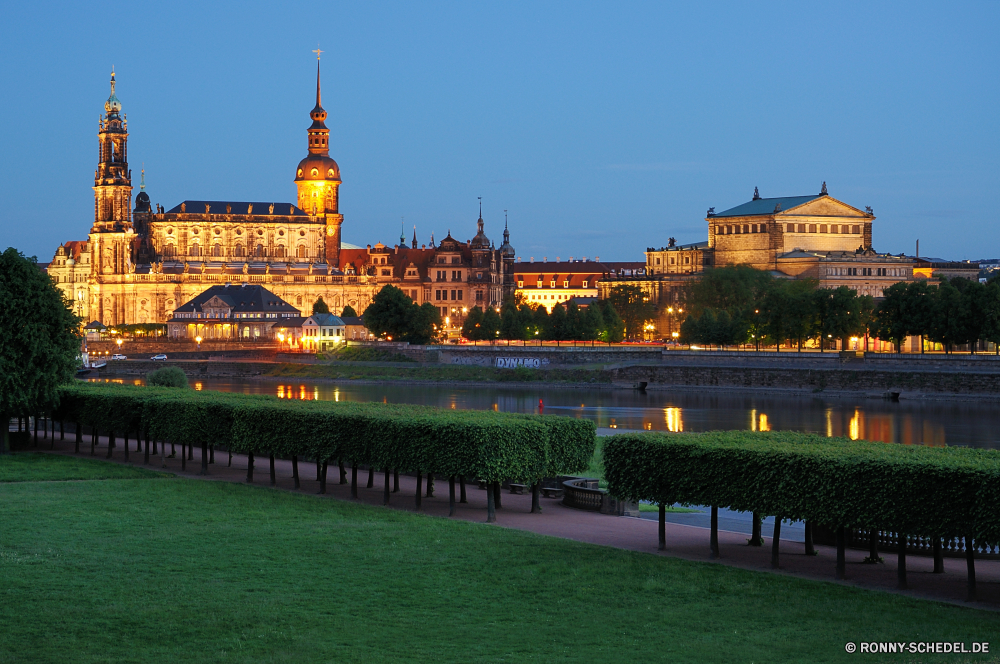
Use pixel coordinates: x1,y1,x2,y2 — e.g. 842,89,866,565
1,1,997,262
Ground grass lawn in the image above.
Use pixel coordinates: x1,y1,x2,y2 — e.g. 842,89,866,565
0,453,168,482
1,455,997,663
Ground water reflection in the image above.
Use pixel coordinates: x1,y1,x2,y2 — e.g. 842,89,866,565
89,377,999,449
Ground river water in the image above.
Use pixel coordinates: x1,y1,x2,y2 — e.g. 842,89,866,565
153,378,998,449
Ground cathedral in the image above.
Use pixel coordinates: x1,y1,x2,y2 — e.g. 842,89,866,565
47,61,516,331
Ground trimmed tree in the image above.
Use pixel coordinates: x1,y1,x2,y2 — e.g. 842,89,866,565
0,248,82,453
312,297,330,315
341,304,358,318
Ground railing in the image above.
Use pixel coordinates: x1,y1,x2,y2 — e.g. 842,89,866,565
848,530,1000,560
562,478,603,511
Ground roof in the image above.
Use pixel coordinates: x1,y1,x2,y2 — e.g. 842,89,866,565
304,313,345,326
340,316,365,326
173,284,299,315
84,320,107,330
712,195,823,218
165,201,309,217
647,241,709,252
514,260,645,275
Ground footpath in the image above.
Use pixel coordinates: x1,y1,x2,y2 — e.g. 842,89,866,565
21,426,1000,611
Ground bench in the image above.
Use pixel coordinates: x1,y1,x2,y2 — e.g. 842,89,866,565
508,483,528,495
541,486,564,499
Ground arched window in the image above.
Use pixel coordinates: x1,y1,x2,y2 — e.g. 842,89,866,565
163,244,176,258
255,244,265,258
275,245,286,258
213,244,222,258
234,244,244,258
297,245,307,258
190,243,200,257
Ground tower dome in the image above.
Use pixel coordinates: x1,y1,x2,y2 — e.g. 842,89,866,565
104,70,122,115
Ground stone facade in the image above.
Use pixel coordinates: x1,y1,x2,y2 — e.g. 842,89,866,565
47,65,515,329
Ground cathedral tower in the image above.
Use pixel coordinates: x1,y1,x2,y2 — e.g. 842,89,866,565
294,52,344,268
93,70,132,232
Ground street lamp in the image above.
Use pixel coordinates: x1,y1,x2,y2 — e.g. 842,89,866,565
195,335,202,349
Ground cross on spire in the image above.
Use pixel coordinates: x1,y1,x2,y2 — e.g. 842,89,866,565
312,47,323,60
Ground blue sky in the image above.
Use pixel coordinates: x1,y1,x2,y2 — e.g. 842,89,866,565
1,1,997,262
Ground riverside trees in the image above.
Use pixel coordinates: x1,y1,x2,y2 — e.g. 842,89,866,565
681,265,1000,352
461,298,625,343
0,248,82,453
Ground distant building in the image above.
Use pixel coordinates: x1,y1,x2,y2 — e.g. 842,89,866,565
299,313,346,351
340,316,373,341
514,260,644,313
166,284,303,340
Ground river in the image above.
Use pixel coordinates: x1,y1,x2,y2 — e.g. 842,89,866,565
98,376,1000,449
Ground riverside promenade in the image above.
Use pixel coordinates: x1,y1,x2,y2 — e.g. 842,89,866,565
25,426,1000,610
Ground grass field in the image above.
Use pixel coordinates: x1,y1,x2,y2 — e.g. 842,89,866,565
1,454,996,663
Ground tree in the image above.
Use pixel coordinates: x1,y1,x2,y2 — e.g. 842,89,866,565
685,265,775,319
814,286,864,350
981,277,1000,354
364,285,441,344
872,282,910,349
0,248,82,453
312,297,330,315
341,304,358,318
595,301,625,343
461,306,485,340
606,285,655,340
480,307,501,342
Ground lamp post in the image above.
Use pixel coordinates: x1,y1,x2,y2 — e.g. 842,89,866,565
195,335,202,350
116,338,123,354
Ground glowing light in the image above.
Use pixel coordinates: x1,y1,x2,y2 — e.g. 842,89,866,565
758,413,769,432
277,385,285,399
664,407,683,433
849,409,862,440
194,382,203,391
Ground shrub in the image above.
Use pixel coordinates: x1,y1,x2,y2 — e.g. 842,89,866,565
146,367,188,388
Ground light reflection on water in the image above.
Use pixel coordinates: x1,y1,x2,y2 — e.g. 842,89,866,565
89,377,995,449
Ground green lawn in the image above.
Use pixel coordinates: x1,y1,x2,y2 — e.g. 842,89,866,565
1,455,997,663
0,453,168,482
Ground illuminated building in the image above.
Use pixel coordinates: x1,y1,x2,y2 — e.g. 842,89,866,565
514,259,644,313
47,62,517,329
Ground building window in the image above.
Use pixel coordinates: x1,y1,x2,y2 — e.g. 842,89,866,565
255,244,264,257
797,224,805,233
684,257,690,264
582,281,588,288
809,224,817,233
275,245,286,258
655,258,661,265
517,280,523,288
563,280,569,288
550,280,556,288
820,224,828,233
435,290,441,301
457,290,463,301
786,223,794,232
451,257,460,264
450,290,456,300
234,244,244,257
853,225,861,234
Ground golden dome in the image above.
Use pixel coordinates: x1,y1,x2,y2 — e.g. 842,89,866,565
295,154,340,182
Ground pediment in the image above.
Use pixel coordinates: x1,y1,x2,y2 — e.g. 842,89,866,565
203,296,229,308
780,196,868,219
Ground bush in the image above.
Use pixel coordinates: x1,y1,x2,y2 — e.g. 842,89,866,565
146,367,188,388
57,383,596,486
603,431,1000,543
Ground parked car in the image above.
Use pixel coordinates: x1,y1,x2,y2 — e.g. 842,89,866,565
111,354,127,360
151,354,168,361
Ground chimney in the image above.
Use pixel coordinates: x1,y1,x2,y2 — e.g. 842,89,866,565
916,239,919,258
543,257,547,263
556,256,560,262
569,256,573,262
595,256,599,262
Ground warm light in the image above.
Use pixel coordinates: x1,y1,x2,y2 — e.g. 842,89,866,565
194,382,203,391
116,338,122,347
664,407,683,433
849,409,862,440
445,317,450,324
671,332,679,338
758,413,770,432
195,336,202,344
277,333,285,342
462,307,468,313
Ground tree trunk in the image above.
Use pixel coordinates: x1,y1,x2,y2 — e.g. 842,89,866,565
868,530,879,562
339,460,347,484
320,460,328,494
170,442,175,458
160,438,166,468
897,534,907,589
710,506,719,559
836,527,846,579
60,420,65,441
350,464,358,499
122,431,128,460
383,468,391,505
144,433,149,465
486,481,496,523
448,476,456,516
107,431,115,460
530,482,541,514
91,426,96,455
292,456,300,489
74,421,80,454
318,458,324,482
367,466,374,488
415,473,423,509
425,473,434,497
269,455,276,486
493,481,502,509
0,413,8,454
180,440,186,470
749,512,762,546
135,433,141,452
187,441,193,461
33,416,38,446
210,446,215,464
771,516,782,568
933,538,944,573
804,521,815,555
459,475,467,503
201,441,208,475
658,504,666,551
966,535,977,602
227,450,232,467
393,470,400,493
246,451,255,483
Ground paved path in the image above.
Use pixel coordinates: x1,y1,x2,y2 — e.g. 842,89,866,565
16,424,1000,610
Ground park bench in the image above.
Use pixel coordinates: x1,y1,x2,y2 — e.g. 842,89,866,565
541,486,564,499
508,483,527,495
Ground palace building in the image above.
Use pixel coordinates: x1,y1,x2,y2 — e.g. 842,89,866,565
47,61,516,328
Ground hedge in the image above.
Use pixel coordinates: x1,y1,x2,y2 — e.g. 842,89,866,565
56,382,596,486
602,431,1000,543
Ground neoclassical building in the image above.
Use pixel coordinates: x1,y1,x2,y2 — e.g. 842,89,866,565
47,62,515,327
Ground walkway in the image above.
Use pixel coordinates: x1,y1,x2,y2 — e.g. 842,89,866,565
17,424,1000,610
